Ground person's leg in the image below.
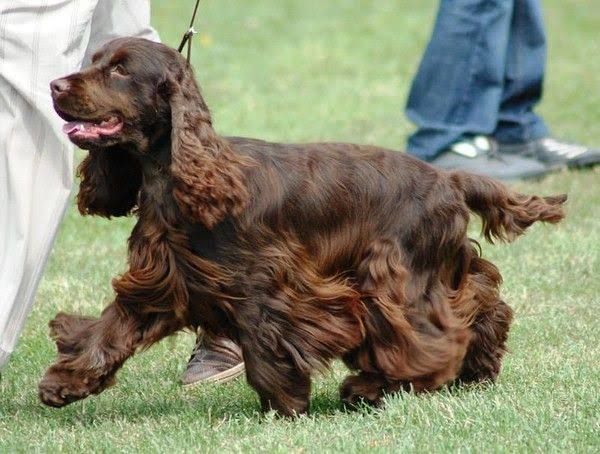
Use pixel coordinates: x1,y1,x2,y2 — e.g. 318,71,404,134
494,0,600,168
404,0,550,180
181,332,245,386
0,0,162,371
83,0,160,65
0,0,100,370
493,0,548,144
405,0,514,161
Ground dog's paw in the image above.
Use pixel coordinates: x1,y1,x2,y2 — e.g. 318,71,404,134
39,379,89,408
39,370,90,407
38,365,114,408
339,374,385,409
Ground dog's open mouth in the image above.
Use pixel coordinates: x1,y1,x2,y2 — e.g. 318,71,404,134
62,116,123,140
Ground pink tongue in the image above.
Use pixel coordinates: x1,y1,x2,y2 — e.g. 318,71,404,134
62,121,94,134
62,119,122,136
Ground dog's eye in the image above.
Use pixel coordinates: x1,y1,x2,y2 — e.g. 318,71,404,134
110,64,128,77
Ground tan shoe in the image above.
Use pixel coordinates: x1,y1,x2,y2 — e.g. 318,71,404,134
181,332,245,386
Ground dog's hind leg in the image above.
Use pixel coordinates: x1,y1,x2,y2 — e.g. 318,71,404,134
452,255,514,384
340,298,470,405
340,239,472,406
458,298,513,384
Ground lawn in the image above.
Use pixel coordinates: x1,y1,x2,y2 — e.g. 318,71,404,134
1,0,599,452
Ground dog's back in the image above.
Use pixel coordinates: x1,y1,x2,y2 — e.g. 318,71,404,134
226,137,453,267
224,136,565,274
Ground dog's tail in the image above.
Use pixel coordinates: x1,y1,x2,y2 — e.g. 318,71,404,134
453,171,567,243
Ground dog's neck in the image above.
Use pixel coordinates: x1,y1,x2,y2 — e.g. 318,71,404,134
138,132,172,176
131,119,252,229
132,133,180,223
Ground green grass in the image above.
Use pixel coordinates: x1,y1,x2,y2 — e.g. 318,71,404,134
1,0,599,452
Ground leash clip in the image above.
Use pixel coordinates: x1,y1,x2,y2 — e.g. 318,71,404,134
177,0,202,63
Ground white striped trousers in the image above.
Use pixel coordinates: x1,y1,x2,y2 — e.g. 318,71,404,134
0,0,159,369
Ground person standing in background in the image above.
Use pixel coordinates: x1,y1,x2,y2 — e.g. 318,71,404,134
405,0,600,180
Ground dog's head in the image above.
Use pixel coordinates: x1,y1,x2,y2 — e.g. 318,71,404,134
51,37,249,225
50,37,197,151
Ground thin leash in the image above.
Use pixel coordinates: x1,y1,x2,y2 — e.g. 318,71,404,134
177,0,202,63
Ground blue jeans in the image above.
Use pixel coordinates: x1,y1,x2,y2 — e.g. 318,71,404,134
406,0,550,161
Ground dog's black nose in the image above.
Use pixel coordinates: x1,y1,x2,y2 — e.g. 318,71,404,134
50,78,70,96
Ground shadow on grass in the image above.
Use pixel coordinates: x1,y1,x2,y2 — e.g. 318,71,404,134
2,360,498,428
3,384,372,429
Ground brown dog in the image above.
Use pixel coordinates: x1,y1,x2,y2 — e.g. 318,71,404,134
39,38,566,416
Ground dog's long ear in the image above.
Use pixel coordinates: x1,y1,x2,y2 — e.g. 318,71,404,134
77,148,142,218
168,63,250,228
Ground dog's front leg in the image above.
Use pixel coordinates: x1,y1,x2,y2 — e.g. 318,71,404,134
38,304,136,407
38,300,183,408
236,300,313,417
241,335,312,418
38,222,192,407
